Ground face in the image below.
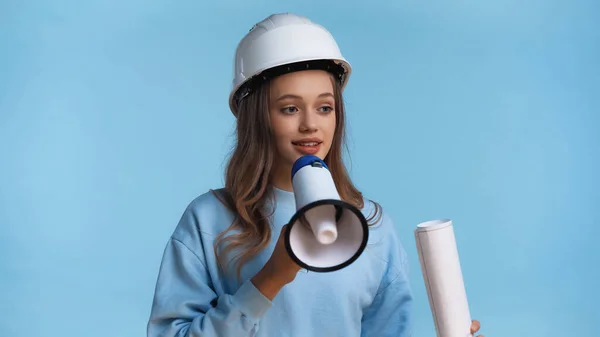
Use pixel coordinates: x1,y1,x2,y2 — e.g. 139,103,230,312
268,70,337,172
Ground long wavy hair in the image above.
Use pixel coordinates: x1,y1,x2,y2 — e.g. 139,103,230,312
212,71,382,280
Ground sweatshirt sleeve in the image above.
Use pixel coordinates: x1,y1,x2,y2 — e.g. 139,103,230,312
360,263,414,337
360,211,414,337
146,237,273,337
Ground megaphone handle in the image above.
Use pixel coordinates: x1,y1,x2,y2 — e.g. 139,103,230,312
298,214,310,229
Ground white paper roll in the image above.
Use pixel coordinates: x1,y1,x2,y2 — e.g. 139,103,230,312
414,219,473,337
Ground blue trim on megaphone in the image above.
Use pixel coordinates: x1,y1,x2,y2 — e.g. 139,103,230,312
291,155,329,180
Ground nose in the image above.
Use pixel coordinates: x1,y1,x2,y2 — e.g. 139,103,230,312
299,110,318,133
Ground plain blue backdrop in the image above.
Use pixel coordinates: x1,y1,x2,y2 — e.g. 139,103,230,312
1,1,598,336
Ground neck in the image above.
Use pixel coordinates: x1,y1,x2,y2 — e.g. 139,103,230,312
270,163,293,192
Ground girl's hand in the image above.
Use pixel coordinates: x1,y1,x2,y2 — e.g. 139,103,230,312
471,319,484,337
264,224,303,282
251,224,302,299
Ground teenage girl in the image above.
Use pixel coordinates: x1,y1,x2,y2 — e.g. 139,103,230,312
147,12,484,337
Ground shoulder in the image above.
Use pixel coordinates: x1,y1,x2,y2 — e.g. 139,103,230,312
361,197,398,240
171,188,235,242
361,196,410,276
186,188,232,221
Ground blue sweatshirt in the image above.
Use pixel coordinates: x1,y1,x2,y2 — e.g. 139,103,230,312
147,187,413,337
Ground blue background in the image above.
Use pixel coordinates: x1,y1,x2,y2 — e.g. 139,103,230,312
1,1,598,336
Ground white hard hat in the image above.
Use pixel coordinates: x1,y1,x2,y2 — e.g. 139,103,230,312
229,13,352,117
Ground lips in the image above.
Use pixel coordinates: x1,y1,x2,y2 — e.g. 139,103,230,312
292,138,323,155
291,138,323,146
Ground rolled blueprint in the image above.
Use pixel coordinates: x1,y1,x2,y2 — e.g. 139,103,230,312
414,219,473,337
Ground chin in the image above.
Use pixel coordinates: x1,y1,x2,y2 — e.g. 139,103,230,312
294,152,325,161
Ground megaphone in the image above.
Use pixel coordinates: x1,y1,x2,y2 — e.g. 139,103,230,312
284,155,369,272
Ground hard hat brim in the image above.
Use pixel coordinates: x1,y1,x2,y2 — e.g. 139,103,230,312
229,58,351,117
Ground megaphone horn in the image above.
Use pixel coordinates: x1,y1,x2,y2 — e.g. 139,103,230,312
284,155,369,272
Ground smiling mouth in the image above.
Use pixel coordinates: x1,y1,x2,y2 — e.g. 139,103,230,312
292,141,322,146
291,139,323,146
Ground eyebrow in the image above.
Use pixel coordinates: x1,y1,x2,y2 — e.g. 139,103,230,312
276,92,334,101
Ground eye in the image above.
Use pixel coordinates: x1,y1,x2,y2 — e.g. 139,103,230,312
318,106,334,113
280,106,298,114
